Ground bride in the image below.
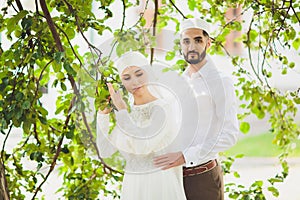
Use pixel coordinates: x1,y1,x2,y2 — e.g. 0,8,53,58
96,51,186,200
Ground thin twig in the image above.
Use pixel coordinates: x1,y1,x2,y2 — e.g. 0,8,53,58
291,6,300,24
31,97,76,199
15,0,23,11
120,0,126,31
33,58,54,105
129,0,150,29
0,124,13,199
1,125,13,161
150,0,159,64
169,0,186,19
62,0,102,57
54,23,96,80
35,0,39,13
215,3,253,39
81,112,122,174
246,18,263,84
10,2,19,13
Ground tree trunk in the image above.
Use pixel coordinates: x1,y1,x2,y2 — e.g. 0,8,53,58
0,160,9,200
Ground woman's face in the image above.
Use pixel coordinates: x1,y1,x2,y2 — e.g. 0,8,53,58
121,66,148,95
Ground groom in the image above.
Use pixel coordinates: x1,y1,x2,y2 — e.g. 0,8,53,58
154,18,239,200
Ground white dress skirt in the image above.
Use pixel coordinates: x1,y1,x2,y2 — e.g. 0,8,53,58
97,99,186,200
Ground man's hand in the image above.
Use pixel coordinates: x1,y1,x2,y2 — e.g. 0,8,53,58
153,152,185,170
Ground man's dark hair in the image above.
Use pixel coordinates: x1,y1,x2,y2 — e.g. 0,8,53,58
202,30,209,38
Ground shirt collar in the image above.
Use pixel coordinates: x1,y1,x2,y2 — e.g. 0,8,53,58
183,55,216,79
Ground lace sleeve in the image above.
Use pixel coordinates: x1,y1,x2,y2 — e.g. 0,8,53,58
96,113,117,158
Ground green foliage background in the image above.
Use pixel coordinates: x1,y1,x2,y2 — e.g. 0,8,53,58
0,0,299,199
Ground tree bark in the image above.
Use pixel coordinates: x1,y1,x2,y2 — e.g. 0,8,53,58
0,159,9,200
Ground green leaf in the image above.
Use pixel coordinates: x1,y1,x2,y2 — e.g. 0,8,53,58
235,154,244,158
281,68,287,75
268,177,283,184
52,61,62,72
38,116,47,125
63,62,77,76
165,51,175,61
6,10,28,37
249,30,258,41
61,145,70,154
294,97,300,104
188,0,196,11
233,171,240,178
22,100,30,109
65,27,75,40
21,17,33,30
15,92,24,101
211,7,216,16
38,106,49,116
240,121,250,134
292,38,300,50
56,72,65,80
60,82,67,91
268,186,279,197
140,18,146,26
288,62,295,69
66,130,74,139
252,180,263,187
54,52,65,63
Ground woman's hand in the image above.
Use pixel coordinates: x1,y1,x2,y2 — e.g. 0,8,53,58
98,107,112,114
107,83,127,111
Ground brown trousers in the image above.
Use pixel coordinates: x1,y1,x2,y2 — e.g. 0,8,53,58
183,163,224,200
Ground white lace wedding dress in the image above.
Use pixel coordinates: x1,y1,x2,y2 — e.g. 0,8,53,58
97,99,186,200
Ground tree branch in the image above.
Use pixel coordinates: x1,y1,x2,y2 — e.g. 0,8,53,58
169,0,186,19
150,0,159,64
15,0,24,11
81,112,122,174
31,97,76,199
121,0,126,31
33,58,54,105
0,159,10,200
246,18,263,84
0,124,13,200
35,0,39,14
39,0,64,52
129,0,150,29
62,0,102,57
291,5,300,24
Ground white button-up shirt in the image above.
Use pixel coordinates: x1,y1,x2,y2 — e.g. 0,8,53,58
182,56,239,167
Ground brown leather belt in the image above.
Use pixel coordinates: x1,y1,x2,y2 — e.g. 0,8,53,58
183,159,217,177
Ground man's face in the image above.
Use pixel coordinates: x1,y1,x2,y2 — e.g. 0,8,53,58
180,28,211,64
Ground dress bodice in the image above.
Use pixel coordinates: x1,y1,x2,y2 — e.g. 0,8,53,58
97,99,178,172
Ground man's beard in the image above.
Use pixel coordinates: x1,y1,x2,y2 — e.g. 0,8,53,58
184,47,207,65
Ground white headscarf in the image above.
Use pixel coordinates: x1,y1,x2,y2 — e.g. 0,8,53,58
114,51,164,104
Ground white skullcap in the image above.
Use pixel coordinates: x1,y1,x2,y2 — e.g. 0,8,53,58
115,51,149,75
180,18,210,36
